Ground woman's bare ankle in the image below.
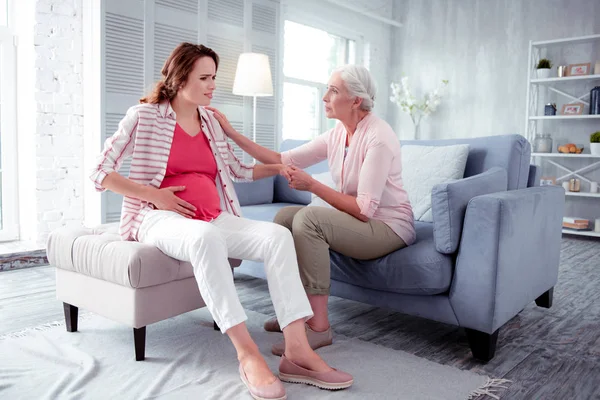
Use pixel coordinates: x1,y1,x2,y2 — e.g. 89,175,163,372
237,345,261,363
306,319,330,332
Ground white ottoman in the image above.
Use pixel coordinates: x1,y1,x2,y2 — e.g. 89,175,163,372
46,223,240,360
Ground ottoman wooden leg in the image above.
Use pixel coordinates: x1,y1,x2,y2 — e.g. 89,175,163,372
134,327,146,361
63,303,78,332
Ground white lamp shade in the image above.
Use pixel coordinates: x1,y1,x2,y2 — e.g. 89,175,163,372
232,53,273,97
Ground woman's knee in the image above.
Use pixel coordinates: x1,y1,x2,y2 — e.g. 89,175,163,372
266,223,295,246
291,206,322,235
273,206,301,231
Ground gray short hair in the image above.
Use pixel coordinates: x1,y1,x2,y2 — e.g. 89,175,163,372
334,64,376,111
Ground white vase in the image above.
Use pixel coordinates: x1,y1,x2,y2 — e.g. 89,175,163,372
536,68,551,79
413,122,421,140
591,142,600,156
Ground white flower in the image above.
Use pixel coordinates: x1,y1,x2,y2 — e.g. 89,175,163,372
389,76,449,125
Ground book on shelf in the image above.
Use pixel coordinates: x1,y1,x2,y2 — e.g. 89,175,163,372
562,217,590,224
563,222,590,230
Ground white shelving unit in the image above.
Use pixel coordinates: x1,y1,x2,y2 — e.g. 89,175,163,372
526,34,600,238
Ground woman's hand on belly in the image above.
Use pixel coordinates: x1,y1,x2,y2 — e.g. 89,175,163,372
146,186,197,218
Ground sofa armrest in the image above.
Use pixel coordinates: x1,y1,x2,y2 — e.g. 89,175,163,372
432,167,508,254
448,186,564,333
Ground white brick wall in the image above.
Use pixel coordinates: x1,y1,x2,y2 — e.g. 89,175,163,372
34,0,84,245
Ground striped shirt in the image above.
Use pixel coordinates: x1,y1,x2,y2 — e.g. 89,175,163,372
90,101,254,241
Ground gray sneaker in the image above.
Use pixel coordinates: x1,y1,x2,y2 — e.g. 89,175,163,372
271,324,333,356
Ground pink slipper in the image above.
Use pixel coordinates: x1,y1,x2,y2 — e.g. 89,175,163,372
278,355,353,390
239,364,287,400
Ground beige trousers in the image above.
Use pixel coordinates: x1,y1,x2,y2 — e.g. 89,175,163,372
274,206,407,295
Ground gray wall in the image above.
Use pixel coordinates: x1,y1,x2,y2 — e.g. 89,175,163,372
388,0,599,141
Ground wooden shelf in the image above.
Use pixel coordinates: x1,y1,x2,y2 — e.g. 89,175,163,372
531,75,600,84
562,229,600,238
531,153,600,158
529,115,600,120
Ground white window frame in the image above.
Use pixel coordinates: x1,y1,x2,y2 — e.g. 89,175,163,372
279,12,364,143
0,0,18,241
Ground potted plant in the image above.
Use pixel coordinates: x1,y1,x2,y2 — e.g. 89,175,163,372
591,131,600,155
536,58,553,79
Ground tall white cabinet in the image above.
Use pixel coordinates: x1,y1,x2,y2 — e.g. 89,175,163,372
100,0,280,223
525,34,600,237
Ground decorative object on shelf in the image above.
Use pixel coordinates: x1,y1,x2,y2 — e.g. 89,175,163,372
557,65,568,77
595,218,600,233
560,103,584,115
533,133,553,152
389,77,449,140
566,62,591,76
557,143,584,154
562,181,570,191
591,131,600,155
544,103,557,115
562,217,590,231
569,178,581,192
540,176,556,186
595,61,600,75
590,86,600,115
536,58,552,79
590,181,598,193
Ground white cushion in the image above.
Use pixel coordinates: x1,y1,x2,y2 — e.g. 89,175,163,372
401,144,470,222
308,171,335,208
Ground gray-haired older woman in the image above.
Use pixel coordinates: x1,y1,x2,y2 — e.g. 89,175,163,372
208,64,415,355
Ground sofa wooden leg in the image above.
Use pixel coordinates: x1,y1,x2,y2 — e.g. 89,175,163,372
213,321,220,331
535,287,553,308
465,328,499,362
63,303,78,332
134,327,146,361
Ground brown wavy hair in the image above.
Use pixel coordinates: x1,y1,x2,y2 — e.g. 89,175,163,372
140,43,219,104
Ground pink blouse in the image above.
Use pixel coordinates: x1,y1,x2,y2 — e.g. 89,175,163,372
281,113,416,246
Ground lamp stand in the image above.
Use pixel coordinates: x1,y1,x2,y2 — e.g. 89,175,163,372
251,95,257,163
252,95,257,143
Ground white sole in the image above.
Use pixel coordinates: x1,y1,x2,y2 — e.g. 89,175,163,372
279,373,353,390
240,374,287,400
241,381,287,400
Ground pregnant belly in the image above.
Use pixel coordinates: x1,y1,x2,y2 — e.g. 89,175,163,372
160,174,222,220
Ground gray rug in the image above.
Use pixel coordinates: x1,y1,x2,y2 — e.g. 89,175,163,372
0,308,507,399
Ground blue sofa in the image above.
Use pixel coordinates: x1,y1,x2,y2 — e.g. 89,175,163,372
233,134,565,361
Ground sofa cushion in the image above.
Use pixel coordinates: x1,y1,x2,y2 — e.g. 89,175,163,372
401,134,531,190
47,224,195,289
330,222,453,295
274,139,329,205
432,167,508,254
241,202,302,222
401,144,470,222
234,177,274,206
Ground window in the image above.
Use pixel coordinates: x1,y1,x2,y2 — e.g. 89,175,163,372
281,20,356,141
0,0,17,241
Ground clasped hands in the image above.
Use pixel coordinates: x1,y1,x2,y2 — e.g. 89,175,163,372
279,165,314,192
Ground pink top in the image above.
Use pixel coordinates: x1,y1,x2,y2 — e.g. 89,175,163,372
281,113,416,245
160,123,222,221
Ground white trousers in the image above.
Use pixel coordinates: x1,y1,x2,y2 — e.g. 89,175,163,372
137,210,313,333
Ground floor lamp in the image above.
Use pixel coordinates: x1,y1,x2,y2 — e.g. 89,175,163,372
232,53,273,160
